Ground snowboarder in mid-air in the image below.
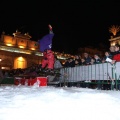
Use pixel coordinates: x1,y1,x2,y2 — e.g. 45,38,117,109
38,24,55,74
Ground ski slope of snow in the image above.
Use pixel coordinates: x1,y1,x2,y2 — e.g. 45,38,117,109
0,85,120,120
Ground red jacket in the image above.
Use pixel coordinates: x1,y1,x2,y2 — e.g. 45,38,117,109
113,51,120,62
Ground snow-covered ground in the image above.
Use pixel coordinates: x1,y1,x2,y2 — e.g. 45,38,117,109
0,85,120,120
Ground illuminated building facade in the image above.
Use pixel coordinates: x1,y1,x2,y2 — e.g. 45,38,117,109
109,36,120,46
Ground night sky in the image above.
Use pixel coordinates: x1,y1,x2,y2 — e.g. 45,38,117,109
0,1,120,55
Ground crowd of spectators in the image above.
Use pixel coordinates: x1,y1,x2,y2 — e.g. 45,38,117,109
63,44,120,67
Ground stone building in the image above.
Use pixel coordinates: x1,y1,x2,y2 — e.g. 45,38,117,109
109,36,120,46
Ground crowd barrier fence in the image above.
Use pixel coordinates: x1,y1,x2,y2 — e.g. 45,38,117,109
59,62,120,90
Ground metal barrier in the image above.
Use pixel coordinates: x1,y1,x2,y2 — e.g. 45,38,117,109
59,62,120,90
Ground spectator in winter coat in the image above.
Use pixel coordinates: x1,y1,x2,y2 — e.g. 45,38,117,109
83,52,91,65
64,59,70,67
67,58,75,67
111,44,120,64
90,58,95,65
74,55,82,66
81,58,86,65
54,56,63,69
102,51,112,63
94,54,102,64
109,46,116,58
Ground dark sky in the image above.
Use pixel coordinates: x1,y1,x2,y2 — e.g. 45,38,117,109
0,1,120,55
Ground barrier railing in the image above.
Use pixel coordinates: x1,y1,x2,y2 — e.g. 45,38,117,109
59,62,120,90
